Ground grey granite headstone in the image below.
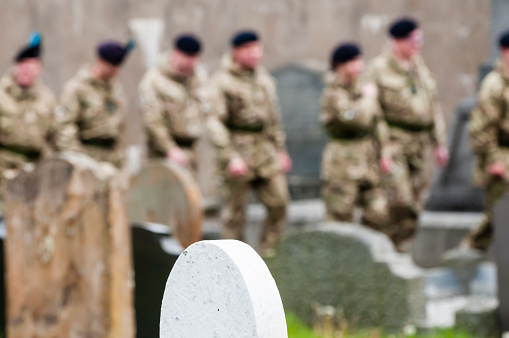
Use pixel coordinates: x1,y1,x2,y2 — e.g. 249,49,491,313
425,98,484,212
269,223,426,332
493,192,509,332
272,63,326,200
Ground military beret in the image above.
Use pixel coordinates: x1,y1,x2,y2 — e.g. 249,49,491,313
389,18,419,39
175,35,202,55
231,30,259,48
499,30,509,48
331,43,361,67
97,39,136,66
15,31,42,63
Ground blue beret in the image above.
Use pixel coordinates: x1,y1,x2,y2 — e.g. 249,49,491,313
231,31,259,48
175,35,202,55
389,18,418,39
499,30,509,48
97,40,135,66
331,43,361,67
15,31,42,63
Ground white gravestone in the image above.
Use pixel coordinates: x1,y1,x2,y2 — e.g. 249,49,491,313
160,240,287,338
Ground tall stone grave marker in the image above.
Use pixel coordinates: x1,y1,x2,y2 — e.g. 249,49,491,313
4,152,135,337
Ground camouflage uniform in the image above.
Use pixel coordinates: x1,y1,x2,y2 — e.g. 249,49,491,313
0,72,57,204
320,73,390,230
366,52,446,245
467,60,509,251
57,66,126,167
139,52,207,173
206,55,289,252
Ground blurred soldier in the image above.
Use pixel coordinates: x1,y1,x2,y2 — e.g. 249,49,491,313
139,34,207,173
206,31,292,256
0,32,57,205
57,40,135,168
320,43,392,230
464,30,509,251
366,18,449,250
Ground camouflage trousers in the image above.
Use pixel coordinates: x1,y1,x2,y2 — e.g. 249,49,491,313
383,148,427,247
465,176,506,251
221,173,289,253
322,179,389,231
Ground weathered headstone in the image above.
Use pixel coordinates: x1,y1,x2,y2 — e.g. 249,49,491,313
272,62,326,199
160,240,287,338
4,152,135,337
493,192,509,332
270,223,426,332
425,98,483,212
129,160,203,249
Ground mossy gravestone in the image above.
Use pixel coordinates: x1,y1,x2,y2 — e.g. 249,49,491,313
270,223,426,332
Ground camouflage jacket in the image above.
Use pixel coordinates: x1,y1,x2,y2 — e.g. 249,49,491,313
206,55,286,179
320,73,389,183
469,60,509,185
57,66,126,159
139,52,207,158
0,72,57,162
366,51,446,150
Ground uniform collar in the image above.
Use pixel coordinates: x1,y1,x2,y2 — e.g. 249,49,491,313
2,71,40,100
221,54,260,78
495,59,509,83
78,65,114,90
387,50,420,75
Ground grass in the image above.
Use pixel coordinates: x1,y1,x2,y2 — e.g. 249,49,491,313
285,312,474,338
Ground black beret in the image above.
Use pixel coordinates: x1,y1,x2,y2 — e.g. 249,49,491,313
97,39,135,66
175,35,202,55
231,31,259,48
15,32,42,63
331,43,361,67
499,30,509,48
389,18,419,39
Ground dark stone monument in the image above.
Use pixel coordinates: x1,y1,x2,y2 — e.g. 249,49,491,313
493,193,509,332
272,63,326,200
425,98,484,211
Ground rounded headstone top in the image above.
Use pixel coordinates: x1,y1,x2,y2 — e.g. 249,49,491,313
160,240,287,338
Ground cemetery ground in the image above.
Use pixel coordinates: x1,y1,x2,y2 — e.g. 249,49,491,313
285,312,474,338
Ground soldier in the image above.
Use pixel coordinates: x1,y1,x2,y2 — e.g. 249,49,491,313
463,30,509,251
366,18,449,249
206,31,292,256
320,43,392,230
57,40,135,168
0,32,57,206
139,34,206,173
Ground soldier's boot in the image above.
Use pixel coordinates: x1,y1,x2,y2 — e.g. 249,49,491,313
390,215,418,253
259,205,287,258
463,215,493,252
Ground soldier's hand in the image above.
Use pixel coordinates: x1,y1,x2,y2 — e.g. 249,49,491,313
278,152,292,173
167,147,189,166
488,162,506,178
362,83,378,98
227,157,248,177
380,156,392,175
435,146,449,167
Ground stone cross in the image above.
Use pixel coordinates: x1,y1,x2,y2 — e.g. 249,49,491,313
160,240,287,338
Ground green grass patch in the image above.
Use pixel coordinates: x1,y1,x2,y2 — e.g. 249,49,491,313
286,312,474,338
